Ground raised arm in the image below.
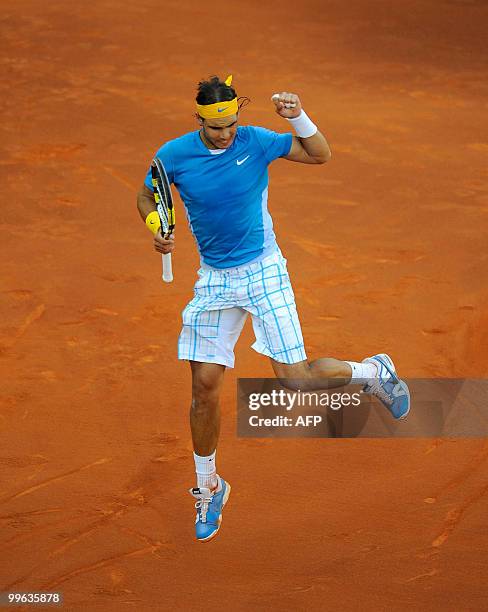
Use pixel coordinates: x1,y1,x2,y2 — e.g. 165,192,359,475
271,92,331,165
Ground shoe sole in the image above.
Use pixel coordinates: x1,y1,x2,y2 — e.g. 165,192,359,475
197,483,231,543
396,379,411,420
378,357,410,420
368,354,411,420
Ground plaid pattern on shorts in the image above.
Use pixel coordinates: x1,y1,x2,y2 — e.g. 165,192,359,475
178,250,307,368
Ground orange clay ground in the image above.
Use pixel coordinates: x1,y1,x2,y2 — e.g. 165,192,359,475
1,1,488,610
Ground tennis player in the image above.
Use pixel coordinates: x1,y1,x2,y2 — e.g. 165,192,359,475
137,75,410,542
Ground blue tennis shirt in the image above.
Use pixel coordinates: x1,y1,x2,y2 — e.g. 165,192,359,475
144,126,293,269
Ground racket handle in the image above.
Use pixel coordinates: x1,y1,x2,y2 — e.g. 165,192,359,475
162,253,173,283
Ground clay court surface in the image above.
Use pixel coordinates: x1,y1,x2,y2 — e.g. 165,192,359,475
1,0,488,609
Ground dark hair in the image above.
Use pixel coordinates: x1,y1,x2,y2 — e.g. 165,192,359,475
196,76,237,105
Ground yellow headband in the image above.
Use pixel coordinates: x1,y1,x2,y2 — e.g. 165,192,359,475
196,74,238,119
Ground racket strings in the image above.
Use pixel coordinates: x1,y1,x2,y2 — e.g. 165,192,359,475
151,157,175,236
159,184,175,231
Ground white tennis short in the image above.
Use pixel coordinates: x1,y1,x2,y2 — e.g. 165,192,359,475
178,250,307,368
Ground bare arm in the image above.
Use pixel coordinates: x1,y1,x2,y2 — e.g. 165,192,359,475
136,183,174,255
137,183,156,221
271,92,331,164
284,133,331,165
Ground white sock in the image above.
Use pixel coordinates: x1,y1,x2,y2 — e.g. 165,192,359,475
194,450,218,490
345,361,378,384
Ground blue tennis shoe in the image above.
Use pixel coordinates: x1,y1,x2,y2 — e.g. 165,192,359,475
362,353,411,420
189,477,231,542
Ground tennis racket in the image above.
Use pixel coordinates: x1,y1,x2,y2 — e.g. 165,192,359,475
151,156,175,283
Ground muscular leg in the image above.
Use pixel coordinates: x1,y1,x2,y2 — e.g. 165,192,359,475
190,361,226,456
270,357,353,391
188,361,232,541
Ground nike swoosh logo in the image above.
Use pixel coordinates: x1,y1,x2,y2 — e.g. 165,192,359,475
236,155,250,165
217,107,228,113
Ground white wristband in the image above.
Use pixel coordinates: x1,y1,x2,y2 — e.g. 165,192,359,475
286,110,318,138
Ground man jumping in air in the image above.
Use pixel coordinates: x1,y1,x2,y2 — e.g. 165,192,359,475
137,75,410,543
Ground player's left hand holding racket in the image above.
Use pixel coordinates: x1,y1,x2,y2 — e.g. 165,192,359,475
151,156,175,283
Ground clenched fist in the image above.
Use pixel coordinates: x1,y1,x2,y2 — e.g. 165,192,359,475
154,230,175,255
271,92,302,119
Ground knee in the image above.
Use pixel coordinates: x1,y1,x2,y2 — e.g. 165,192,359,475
272,360,311,391
277,377,302,392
